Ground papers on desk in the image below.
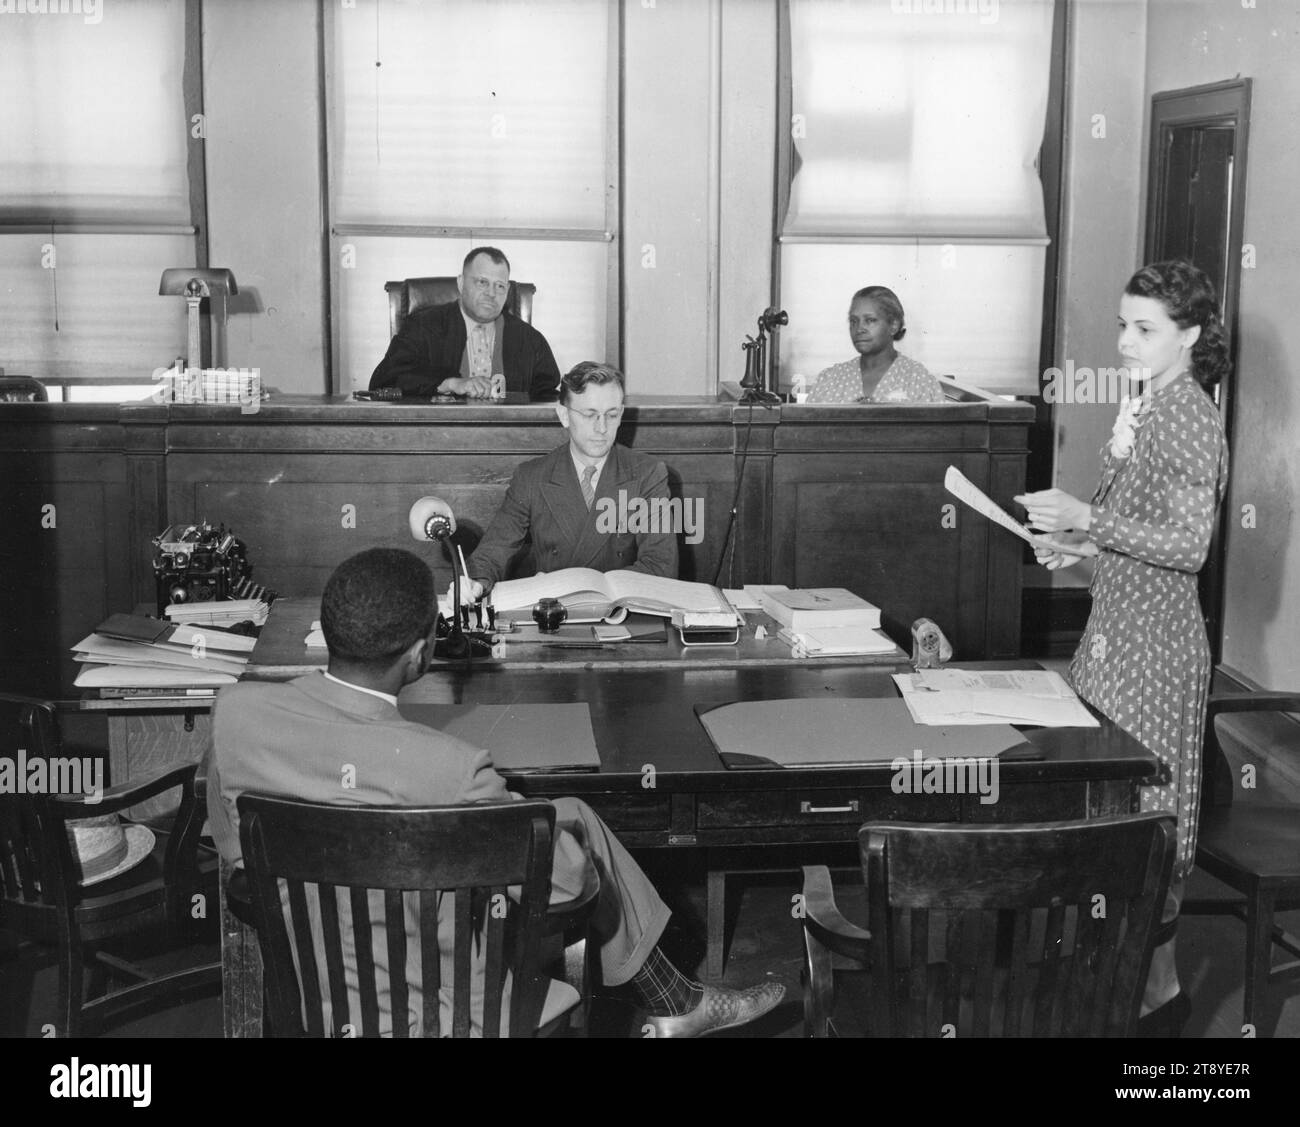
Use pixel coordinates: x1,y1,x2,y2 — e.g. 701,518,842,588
305,620,327,648
893,668,1098,727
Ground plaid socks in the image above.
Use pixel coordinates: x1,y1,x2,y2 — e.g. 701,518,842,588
631,946,706,1016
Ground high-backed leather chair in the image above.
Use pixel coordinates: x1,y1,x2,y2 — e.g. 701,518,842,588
385,278,536,340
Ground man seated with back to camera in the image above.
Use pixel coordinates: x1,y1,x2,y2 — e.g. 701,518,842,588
206,548,784,1037
369,245,560,402
455,361,678,603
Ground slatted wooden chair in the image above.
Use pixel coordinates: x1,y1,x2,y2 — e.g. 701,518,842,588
1183,691,1300,1035
800,813,1177,1037
237,794,596,1037
0,693,220,1036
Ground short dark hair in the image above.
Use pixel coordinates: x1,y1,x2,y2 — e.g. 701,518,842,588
1124,259,1230,389
462,246,511,275
320,548,436,667
850,286,907,341
558,361,626,405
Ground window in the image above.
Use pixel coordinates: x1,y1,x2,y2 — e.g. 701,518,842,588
0,0,196,384
327,0,618,391
777,0,1056,396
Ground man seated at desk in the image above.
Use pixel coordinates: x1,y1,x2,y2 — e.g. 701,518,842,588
458,361,678,599
206,548,783,1036
369,246,560,401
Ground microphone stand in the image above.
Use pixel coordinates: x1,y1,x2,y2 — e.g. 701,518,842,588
421,516,494,668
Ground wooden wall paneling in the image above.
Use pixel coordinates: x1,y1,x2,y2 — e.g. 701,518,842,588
0,409,135,695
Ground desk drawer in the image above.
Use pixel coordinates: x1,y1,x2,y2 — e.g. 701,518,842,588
697,789,959,829
579,792,673,833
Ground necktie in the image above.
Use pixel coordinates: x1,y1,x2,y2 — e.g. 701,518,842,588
581,464,597,510
470,324,492,383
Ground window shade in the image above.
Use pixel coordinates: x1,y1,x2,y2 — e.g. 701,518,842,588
0,233,192,380
0,0,188,223
0,1,191,382
784,0,1053,240
780,242,1045,396
332,0,610,229
779,0,1054,396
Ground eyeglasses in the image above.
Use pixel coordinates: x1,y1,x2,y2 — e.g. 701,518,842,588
568,407,624,425
468,276,509,297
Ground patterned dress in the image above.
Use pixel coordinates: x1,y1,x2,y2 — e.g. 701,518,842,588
1070,372,1229,880
807,353,946,403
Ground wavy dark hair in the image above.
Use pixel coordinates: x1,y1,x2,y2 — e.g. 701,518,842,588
321,548,436,668
850,285,908,341
1124,259,1230,389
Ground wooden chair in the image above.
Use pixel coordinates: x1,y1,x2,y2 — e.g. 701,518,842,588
0,693,221,1036
236,794,596,1037
800,814,1177,1037
385,277,536,339
1183,691,1300,1034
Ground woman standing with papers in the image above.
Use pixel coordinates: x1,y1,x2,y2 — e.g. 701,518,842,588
1015,260,1229,1036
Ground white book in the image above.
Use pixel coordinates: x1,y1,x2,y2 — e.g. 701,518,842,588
491,568,735,624
748,585,881,631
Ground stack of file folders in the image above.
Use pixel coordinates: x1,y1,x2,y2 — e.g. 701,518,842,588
72,613,254,697
164,597,270,629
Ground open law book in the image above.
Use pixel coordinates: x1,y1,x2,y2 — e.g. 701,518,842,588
490,568,736,625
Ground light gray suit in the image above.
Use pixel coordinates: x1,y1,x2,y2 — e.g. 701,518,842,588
207,671,670,1035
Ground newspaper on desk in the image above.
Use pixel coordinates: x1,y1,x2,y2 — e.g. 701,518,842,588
892,668,1098,727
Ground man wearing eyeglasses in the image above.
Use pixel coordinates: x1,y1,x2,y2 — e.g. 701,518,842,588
369,246,561,401
458,361,679,597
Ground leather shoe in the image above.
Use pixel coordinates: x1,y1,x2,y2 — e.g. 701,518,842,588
644,981,786,1038
1136,990,1191,1038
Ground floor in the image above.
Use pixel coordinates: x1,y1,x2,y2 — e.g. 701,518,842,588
4,683,1297,1039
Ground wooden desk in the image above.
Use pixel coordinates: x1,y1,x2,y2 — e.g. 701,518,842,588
2,390,1030,696
245,596,908,678
215,599,1157,1035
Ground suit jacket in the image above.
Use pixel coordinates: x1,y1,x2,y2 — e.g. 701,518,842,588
467,442,679,588
369,300,561,401
206,671,591,1036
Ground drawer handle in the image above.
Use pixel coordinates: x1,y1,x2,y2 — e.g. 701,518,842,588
800,800,859,815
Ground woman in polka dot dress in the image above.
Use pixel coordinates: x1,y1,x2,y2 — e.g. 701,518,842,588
1016,259,1229,1035
807,286,946,403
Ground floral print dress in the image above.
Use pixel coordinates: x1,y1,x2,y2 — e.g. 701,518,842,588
1070,372,1229,879
808,354,945,403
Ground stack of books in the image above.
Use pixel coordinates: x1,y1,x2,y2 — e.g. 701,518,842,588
72,613,254,697
745,585,896,656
